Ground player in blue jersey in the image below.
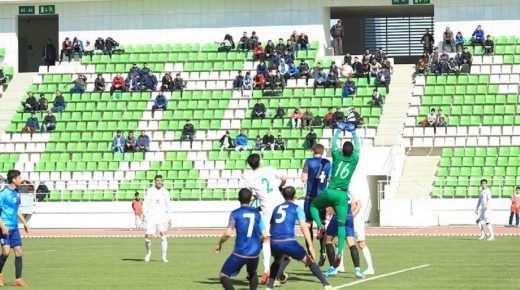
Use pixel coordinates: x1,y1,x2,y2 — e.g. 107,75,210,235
266,186,332,290
301,143,331,266
215,188,267,290
0,170,30,287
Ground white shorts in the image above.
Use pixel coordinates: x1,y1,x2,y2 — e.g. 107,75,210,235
261,206,276,236
0,84,3,94
478,210,490,223
354,216,366,241
135,215,144,229
145,218,168,235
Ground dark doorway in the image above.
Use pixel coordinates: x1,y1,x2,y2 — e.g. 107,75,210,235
18,15,59,72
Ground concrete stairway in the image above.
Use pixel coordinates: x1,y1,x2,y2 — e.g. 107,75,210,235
374,64,415,146
0,72,37,134
396,155,441,199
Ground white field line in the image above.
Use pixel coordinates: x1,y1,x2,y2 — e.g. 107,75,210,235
333,264,431,289
25,244,116,254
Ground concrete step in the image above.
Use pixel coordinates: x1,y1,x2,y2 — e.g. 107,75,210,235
396,155,441,199
0,73,37,134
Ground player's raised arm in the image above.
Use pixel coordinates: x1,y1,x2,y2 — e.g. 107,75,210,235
351,129,360,158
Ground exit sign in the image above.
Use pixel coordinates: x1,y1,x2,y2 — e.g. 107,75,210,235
392,0,409,4
39,5,56,14
413,0,430,4
19,6,35,15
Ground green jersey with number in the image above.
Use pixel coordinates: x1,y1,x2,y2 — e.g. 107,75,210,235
328,129,360,191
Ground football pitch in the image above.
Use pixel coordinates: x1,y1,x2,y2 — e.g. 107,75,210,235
7,236,518,289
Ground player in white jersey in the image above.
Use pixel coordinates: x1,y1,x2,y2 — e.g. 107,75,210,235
475,179,494,241
143,175,172,262
245,153,287,285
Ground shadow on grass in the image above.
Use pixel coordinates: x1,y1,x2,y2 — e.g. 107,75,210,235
121,258,145,262
196,278,249,287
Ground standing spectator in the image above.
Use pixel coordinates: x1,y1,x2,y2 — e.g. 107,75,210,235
297,59,311,86
419,108,437,131
313,68,327,91
83,40,94,61
272,104,286,124
273,71,285,92
24,92,38,112
132,192,144,230
253,73,265,90
129,63,140,77
461,46,473,73
375,68,391,93
342,77,356,98
253,42,265,62
291,108,303,129
471,25,485,49
140,71,158,92
38,93,48,111
125,73,138,92
256,60,268,77
151,91,168,118
296,32,310,56
161,73,174,92
42,38,57,72
71,37,84,60
139,63,150,77
253,135,265,155
249,31,259,50
218,35,232,52
333,107,345,127
483,35,494,55
94,74,106,92
252,100,266,119
436,109,447,131
274,135,285,151
112,130,126,154
264,40,275,59
442,27,455,52
125,131,136,153
219,130,234,151
431,47,440,74
232,71,244,90
235,130,249,151
180,120,195,149
421,29,434,55
110,73,125,96
330,20,344,55
302,108,314,129
455,32,465,52
69,74,87,94
262,130,275,151
324,107,334,128
375,47,387,64
172,73,186,97
136,130,151,153
305,129,317,150
238,32,250,52
371,88,384,107
21,113,39,136
42,110,56,133
343,52,352,66
51,91,66,113
507,187,520,228
59,37,73,63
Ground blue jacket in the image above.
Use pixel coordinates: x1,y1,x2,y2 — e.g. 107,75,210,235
112,136,126,148
139,67,150,77
282,54,293,64
135,135,150,147
235,134,248,146
54,95,65,107
271,55,281,66
141,75,158,87
130,67,140,77
315,73,327,82
472,29,484,40
278,64,289,74
26,117,39,129
256,64,268,76
455,35,464,44
288,66,299,75
342,81,356,97
72,37,84,52
154,95,168,107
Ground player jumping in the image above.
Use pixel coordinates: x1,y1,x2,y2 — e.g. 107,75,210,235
245,153,287,284
310,122,360,267
215,188,267,290
0,170,30,287
301,144,331,266
266,186,332,290
475,179,494,241
143,175,172,262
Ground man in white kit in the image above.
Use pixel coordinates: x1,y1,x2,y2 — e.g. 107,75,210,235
143,175,172,262
475,178,494,241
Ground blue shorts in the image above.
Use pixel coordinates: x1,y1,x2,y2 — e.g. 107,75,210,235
0,229,22,248
220,253,259,277
271,240,307,261
326,215,355,238
304,198,326,222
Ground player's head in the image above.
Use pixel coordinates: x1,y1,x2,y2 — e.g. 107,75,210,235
135,191,140,198
516,186,520,193
154,175,163,189
7,170,22,187
238,188,253,204
247,153,261,170
313,144,324,157
342,141,354,157
480,178,488,188
282,186,296,201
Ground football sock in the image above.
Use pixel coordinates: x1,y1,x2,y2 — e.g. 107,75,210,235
478,223,484,236
219,276,234,290
247,272,258,290
262,241,271,273
487,224,494,237
161,236,168,255
337,223,346,256
349,245,360,268
145,239,151,253
320,236,326,255
15,256,22,279
0,254,8,273
326,244,336,267
275,257,290,280
309,262,329,286
362,247,373,269
267,261,280,288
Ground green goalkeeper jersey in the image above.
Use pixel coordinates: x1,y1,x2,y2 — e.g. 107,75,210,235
328,129,360,191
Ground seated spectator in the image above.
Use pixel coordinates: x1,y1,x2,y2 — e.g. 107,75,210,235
415,53,429,75
172,73,186,97
235,130,249,151
272,103,285,123
302,108,313,129
151,91,168,118
313,68,327,91
286,40,296,58
363,59,371,83
136,130,151,153
375,68,391,93
296,32,310,56
161,73,174,92
42,110,56,133
252,99,266,119
232,71,244,90
436,109,447,129
249,31,259,50
71,37,84,60
484,35,494,55
253,135,266,155
263,71,275,92
297,59,311,86
125,73,139,92
110,73,125,96
24,92,38,112
0,69,5,98
352,57,365,79
291,108,303,129
83,40,94,61
38,93,48,111
369,58,381,80
442,27,455,52
125,131,137,153
371,89,384,107
470,25,485,49
243,72,253,91
69,74,87,94
218,34,233,52
35,182,50,202
275,38,285,54
284,63,299,83
263,130,275,151
22,112,39,135
382,57,393,73
447,58,460,75
140,71,158,92
269,51,281,70
343,52,352,66
129,63,140,77
342,77,356,98
219,130,234,151
278,60,289,75
264,40,275,59
273,71,285,92
253,73,265,90
454,50,463,67
274,135,285,151
256,60,268,77
362,48,373,64
180,120,195,149
306,129,317,150
439,48,450,73
324,107,334,128
94,37,105,54
461,46,473,73
238,32,250,52
419,108,437,128
59,37,73,63
282,49,293,65
455,32,464,52
51,91,66,113
325,71,338,88
345,106,364,127
94,74,106,92
112,130,126,154
329,61,339,78
253,42,265,62
139,63,150,77
333,106,345,127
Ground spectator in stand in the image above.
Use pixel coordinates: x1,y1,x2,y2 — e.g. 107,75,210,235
383,57,393,73
129,63,140,77
461,46,473,73
264,40,275,60
275,38,286,55
0,69,4,98
375,47,387,64
420,108,437,130
139,63,150,77
298,59,311,86
136,130,151,153
313,68,327,91
362,48,373,64
264,70,275,92
140,71,158,92
59,37,73,63
83,40,94,61
269,51,281,70
243,72,253,94
440,48,450,73
253,42,265,62
219,130,234,151
253,73,265,90
306,129,317,150
110,73,125,96
302,108,314,129
415,53,429,75
376,68,391,93
342,77,356,98
112,130,126,154
455,32,465,52
263,130,275,151
371,88,384,107
483,35,494,55
507,187,520,228
471,25,485,49
284,63,299,83
289,30,299,43
369,58,382,80
42,38,57,72
72,37,84,60
253,135,266,155
330,20,344,55
235,130,249,151
286,39,296,60
333,106,345,127
454,50,463,67
436,109,447,130
326,70,338,88
421,29,434,55
272,103,285,124
352,57,364,79
239,32,250,52
291,108,303,129
343,52,352,66
180,120,195,149
24,92,38,112
431,47,440,74
172,73,186,97
324,107,334,128
278,60,289,76
447,58,460,75
22,113,39,136
151,91,168,118
249,31,259,50
296,32,310,56
42,110,56,133
69,74,87,94
94,74,106,92
363,58,371,83
274,135,285,151
442,27,455,52
51,90,66,113
161,73,174,92
274,71,285,92
329,61,340,78
38,93,48,111
218,35,233,52
125,131,136,153
233,71,244,90
282,49,293,65
125,73,138,92
256,60,268,77
252,99,266,119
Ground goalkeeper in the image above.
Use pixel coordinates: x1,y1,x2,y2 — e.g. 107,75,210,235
309,122,360,267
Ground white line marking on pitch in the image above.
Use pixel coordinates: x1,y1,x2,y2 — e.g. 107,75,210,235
333,264,431,289
26,245,116,254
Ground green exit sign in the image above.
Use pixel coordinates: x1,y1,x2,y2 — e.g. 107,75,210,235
19,6,35,15
39,5,56,15
392,0,409,4
413,0,430,4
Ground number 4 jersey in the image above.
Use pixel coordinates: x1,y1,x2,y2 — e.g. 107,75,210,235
244,167,285,212
228,206,266,257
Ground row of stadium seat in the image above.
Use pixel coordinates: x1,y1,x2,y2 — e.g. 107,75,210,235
421,94,519,105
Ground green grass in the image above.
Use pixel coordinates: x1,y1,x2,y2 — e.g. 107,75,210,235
6,236,518,289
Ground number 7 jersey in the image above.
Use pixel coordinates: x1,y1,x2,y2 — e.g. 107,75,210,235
244,167,285,211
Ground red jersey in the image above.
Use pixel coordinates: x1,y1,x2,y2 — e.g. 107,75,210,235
112,76,124,88
511,193,520,212
132,198,143,215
